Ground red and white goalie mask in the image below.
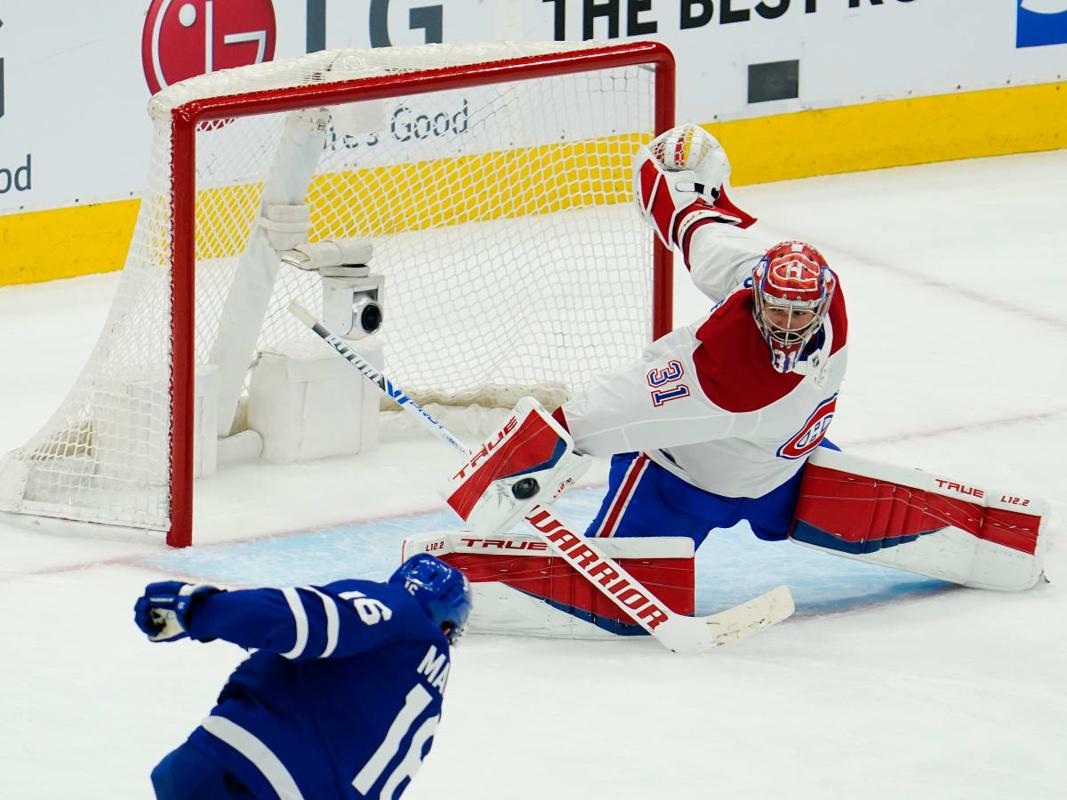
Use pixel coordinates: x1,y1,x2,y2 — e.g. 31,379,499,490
751,241,836,374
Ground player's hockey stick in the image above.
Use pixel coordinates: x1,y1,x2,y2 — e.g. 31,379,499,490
289,301,794,653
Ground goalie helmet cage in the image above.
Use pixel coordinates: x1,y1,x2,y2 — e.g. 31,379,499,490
0,40,675,547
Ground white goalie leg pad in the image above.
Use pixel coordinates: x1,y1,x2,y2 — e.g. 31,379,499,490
440,397,591,536
790,449,1049,591
401,532,696,639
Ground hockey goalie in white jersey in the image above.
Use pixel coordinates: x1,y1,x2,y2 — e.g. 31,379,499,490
562,126,845,545
447,123,844,548
444,124,1046,594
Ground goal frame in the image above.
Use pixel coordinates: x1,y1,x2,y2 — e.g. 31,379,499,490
167,41,676,547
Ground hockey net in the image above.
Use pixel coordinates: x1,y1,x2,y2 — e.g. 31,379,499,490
0,41,673,545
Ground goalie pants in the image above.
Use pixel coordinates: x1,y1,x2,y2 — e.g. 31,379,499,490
586,441,838,547
151,740,253,799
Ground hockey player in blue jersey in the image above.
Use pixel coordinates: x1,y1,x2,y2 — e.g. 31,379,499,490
134,553,472,800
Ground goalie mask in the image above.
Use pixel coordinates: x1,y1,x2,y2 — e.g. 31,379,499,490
751,241,836,374
390,553,472,643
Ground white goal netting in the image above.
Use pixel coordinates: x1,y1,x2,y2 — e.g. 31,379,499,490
0,42,667,538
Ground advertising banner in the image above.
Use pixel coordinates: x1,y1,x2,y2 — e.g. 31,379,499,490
1,1,1064,214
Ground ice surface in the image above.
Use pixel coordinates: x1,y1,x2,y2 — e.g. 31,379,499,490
1,151,1065,799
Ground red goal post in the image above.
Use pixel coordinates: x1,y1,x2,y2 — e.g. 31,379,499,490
1,41,676,547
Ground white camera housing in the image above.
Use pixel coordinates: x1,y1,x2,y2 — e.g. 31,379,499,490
281,239,384,340
321,263,384,340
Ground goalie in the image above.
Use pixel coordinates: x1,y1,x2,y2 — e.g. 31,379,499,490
443,124,1047,592
445,123,845,549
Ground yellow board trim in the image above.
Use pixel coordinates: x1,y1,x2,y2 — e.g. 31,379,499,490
183,134,642,261
0,200,141,285
711,81,1066,186
2,81,1064,287
308,134,639,242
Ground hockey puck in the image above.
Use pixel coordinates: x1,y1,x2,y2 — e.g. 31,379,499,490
511,478,539,500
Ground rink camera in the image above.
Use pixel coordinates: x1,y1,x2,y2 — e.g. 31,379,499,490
281,239,384,340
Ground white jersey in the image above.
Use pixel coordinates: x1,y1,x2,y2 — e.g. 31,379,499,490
561,220,848,499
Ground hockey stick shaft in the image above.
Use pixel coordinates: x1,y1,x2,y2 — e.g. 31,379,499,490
286,304,680,634
288,304,466,452
289,302,793,652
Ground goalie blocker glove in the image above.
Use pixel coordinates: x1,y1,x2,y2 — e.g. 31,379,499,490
634,123,756,248
442,397,590,536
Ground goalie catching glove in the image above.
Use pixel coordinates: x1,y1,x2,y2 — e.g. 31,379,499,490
634,123,755,248
442,396,591,536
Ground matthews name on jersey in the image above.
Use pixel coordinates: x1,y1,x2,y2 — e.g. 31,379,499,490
182,579,452,800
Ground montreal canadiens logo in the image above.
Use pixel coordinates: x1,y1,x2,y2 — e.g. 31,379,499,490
777,395,837,460
142,0,277,95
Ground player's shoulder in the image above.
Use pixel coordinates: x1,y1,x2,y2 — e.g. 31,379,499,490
318,579,420,617
320,579,444,639
318,577,386,598
692,290,805,413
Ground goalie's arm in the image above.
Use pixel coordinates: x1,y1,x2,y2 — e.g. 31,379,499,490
555,336,753,458
683,222,772,304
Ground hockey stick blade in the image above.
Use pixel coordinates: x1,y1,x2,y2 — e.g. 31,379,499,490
654,585,794,653
288,301,795,653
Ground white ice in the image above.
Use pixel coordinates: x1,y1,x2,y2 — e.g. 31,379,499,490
1,151,1065,799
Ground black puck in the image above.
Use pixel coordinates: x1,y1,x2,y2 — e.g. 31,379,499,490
511,478,539,500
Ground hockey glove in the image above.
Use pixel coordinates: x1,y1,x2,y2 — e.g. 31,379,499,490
134,581,221,642
634,124,736,248
441,396,590,536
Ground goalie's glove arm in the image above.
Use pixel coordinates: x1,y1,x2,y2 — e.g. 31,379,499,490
634,124,757,254
684,221,773,305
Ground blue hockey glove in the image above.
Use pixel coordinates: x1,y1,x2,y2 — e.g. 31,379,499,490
134,581,221,642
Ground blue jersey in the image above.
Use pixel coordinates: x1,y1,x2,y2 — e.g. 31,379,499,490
182,579,452,800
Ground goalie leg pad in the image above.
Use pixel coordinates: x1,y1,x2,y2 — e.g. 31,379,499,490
442,397,590,536
402,532,695,639
790,449,1048,591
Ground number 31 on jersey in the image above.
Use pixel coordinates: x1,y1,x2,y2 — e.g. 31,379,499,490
646,360,690,407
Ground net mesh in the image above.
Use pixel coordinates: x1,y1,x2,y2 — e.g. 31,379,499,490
0,43,660,533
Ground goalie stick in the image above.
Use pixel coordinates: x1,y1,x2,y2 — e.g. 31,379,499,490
288,301,794,653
